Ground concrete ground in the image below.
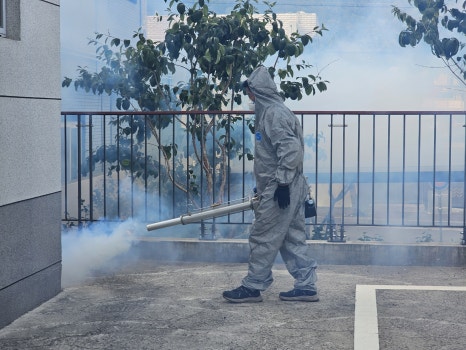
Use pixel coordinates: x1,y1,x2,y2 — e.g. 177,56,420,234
0,261,465,350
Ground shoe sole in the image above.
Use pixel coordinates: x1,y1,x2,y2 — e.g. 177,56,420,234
279,295,319,302
223,295,263,303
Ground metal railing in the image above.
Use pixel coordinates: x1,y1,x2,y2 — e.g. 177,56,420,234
61,110,466,244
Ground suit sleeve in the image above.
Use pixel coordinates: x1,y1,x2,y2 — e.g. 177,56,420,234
264,109,303,185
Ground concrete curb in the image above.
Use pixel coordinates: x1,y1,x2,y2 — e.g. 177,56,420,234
134,238,466,266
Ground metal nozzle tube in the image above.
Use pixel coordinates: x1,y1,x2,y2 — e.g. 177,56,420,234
146,197,257,231
146,217,184,231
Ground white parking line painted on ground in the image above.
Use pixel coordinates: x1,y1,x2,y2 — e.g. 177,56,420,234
354,285,466,350
354,285,379,350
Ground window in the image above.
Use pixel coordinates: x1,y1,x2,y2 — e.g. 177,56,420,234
0,0,5,37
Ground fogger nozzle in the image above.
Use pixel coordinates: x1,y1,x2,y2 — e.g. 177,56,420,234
146,196,259,231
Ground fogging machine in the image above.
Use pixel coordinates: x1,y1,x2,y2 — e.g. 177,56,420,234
146,196,260,231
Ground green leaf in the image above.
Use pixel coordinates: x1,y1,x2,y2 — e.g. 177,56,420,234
177,3,186,14
62,77,72,87
301,35,310,45
317,81,327,92
190,9,203,23
111,38,121,47
277,69,287,79
204,48,212,62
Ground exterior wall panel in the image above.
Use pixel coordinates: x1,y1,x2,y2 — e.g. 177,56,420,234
0,1,60,98
0,98,61,206
0,0,61,328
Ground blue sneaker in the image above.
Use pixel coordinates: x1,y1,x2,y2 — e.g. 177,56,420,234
222,285,263,303
279,289,319,302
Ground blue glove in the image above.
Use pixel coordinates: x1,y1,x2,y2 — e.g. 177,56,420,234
274,185,290,209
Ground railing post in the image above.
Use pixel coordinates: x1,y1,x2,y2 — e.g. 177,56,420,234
462,121,466,245
339,225,346,242
63,114,68,222
326,223,346,243
326,223,336,242
88,114,93,222
199,221,218,240
77,114,82,227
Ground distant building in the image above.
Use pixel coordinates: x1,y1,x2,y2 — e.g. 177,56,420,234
276,11,318,36
146,15,168,43
146,11,318,43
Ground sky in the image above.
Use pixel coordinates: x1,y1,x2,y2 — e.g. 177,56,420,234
61,0,466,111
146,0,466,111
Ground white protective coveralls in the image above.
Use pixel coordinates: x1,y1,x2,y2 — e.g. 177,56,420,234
241,66,318,292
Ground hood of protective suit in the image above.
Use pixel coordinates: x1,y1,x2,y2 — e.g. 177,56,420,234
246,66,284,114
245,66,307,195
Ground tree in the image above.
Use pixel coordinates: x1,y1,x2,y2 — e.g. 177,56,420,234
63,0,328,213
392,0,466,87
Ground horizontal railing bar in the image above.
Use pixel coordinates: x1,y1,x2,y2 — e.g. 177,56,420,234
307,171,464,183
61,110,466,116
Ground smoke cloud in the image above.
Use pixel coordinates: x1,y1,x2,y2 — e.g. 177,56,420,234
61,219,145,287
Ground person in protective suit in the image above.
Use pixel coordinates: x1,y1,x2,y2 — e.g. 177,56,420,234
222,66,318,303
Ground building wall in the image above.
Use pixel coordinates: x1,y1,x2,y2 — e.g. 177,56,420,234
0,0,61,328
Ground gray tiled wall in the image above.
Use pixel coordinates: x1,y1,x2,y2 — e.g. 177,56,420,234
0,0,61,329
0,193,62,328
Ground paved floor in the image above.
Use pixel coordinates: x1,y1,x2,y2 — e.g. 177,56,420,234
0,262,466,350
